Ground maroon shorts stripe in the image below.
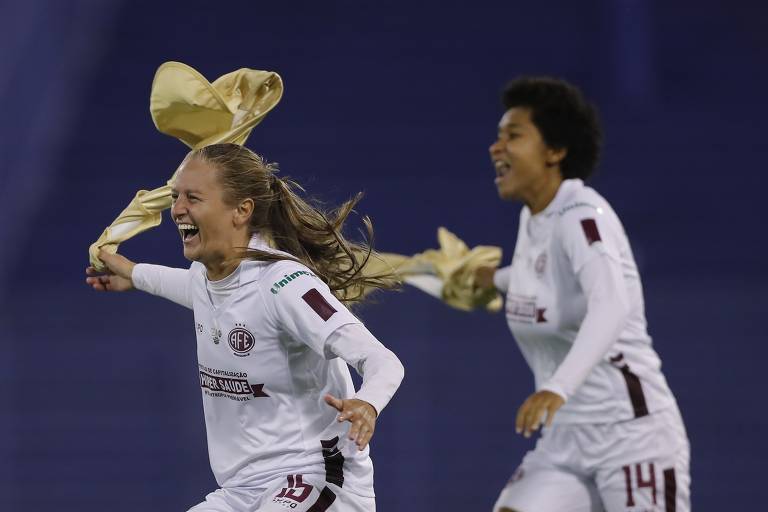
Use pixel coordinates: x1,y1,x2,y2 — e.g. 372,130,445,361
580,218,602,245
307,486,337,512
321,436,345,487
619,365,649,418
664,468,677,512
302,288,337,321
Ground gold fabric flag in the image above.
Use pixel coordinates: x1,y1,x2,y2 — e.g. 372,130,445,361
89,61,283,270
361,227,503,312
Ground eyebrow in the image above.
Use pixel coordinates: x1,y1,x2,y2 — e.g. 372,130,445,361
170,188,203,195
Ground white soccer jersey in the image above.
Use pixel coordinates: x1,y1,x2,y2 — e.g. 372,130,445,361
191,258,376,494
133,251,394,497
496,179,677,424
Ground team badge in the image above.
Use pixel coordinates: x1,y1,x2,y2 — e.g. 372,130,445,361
228,323,255,356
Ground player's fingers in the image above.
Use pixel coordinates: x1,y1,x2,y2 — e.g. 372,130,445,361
324,394,344,414
358,428,374,450
527,404,546,436
355,425,370,448
85,277,105,290
515,400,529,434
348,420,361,441
522,399,544,437
545,400,559,427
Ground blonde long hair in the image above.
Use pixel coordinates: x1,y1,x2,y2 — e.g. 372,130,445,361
188,143,398,302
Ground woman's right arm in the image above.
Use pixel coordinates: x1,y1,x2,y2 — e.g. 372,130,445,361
475,264,511,293
86,250,193,309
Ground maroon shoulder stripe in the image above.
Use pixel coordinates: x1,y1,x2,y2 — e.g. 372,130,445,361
307,486,337,512
664,468,677,512
302,288,337,321
580,218,602,245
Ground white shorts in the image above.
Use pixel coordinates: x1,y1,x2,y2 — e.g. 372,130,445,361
188,474,375,512
493,406,690,512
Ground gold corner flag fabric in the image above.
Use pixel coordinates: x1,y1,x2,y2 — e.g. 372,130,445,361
88,61,284,270
362,227,503,312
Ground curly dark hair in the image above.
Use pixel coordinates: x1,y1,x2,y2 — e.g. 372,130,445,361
502,77,602,180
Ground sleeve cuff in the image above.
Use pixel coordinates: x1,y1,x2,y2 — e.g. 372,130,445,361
352,391,385,417
539,380,569,402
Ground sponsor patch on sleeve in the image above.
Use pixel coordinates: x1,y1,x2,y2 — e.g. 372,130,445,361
580,218,602,245
302,288,337,321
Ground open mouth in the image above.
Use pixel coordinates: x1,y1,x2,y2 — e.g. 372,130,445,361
178,223,200,243
494,161,512,184
494,160,511,177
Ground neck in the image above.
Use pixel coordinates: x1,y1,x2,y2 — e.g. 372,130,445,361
526,170,563,214
205,230,250,281
205,257,243,281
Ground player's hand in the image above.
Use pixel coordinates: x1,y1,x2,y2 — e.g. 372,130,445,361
324,394,377,451
474,265,497,289
85,250,136,292
515,390,565,438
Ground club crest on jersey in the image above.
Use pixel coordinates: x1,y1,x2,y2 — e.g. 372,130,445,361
228,323,255,356
534,252,547,277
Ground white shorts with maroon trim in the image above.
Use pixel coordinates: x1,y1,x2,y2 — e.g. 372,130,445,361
493,406,690,512
188,474,375,512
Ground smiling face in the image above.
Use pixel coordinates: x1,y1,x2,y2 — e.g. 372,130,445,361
170,157,245,267
489,107,565,210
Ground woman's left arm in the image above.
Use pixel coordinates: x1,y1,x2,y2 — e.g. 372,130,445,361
516,253,630,437
324,324,405,450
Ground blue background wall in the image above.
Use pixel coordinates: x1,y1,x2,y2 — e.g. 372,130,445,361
1,1,766,510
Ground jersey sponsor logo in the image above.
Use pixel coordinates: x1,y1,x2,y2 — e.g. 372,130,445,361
555,201,599,216
198,364,269,401
580,218,602,245
228,324,255,356
507,295,547,323
211,327,222,345
302,288,337,321
270,270,316,294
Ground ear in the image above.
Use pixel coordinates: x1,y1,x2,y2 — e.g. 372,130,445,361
233,198,254,227
546,147,567,167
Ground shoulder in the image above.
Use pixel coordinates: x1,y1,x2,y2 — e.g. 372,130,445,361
555,182,607,217
552,183,626,253
188,261,207,280
552,183,617,227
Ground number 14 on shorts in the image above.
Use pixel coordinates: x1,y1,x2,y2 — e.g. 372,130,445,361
621,462,676,510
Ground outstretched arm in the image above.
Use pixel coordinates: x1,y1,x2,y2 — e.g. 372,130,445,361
85,250,136,292
86,249,193,309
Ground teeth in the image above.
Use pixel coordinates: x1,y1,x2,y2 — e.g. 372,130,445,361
494,161,511,177
178,223,197,230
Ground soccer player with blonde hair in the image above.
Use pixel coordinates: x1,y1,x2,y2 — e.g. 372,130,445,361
87,143,404,512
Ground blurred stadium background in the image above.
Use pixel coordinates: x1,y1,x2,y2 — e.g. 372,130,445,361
0,1,765,510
